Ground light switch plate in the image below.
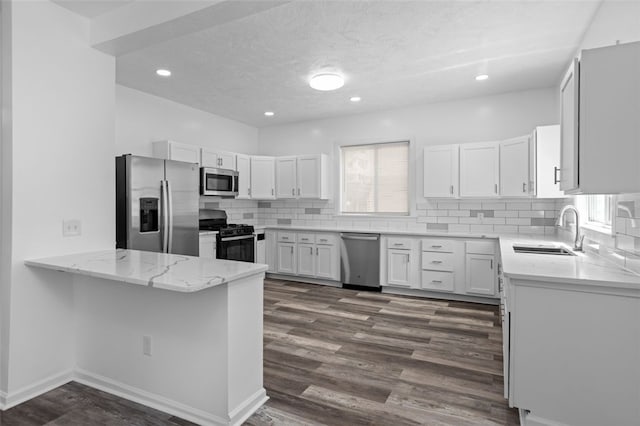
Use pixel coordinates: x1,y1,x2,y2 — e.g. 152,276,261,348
62,219,82,237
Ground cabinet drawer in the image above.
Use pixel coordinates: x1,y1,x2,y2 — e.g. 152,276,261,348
277,231,296,243
421,238,454,253
421,252,454,272
315,233,338,246
466,240,496,255
387,237,413,250
421,271,454,292
297,233,315,244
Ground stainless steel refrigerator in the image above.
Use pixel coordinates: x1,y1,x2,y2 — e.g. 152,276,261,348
116,154,199,256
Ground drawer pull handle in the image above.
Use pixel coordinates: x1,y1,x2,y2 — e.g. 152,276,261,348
320,239,327,242
431,245,442,248
431,280,442,283
431,260,443,264
393,243,404,246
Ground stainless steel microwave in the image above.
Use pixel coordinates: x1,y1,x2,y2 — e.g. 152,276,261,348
200,167,238,197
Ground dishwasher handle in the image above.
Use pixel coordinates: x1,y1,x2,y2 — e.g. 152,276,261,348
340,233,380,241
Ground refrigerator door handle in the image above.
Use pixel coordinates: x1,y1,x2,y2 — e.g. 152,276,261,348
166,179,174,253
161,180,169,253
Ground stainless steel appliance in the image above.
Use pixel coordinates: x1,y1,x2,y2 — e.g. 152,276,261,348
200,167,238,197
199,209,255,263
116,154,199,256
340,233,381,289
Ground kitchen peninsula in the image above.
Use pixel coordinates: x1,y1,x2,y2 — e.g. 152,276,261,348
25,249,268,426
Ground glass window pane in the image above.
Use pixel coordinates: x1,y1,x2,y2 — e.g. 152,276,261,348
341,141,409,215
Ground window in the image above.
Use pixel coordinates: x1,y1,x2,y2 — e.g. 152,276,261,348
577,194,613,232
341,141,409,215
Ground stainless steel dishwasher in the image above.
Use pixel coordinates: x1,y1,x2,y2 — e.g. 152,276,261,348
340,233,381,289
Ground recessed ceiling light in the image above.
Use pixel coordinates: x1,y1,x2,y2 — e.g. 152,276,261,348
350,96,361,102
309,73,344,91
475,74,489,81
264,111,275,117
156,69,172,77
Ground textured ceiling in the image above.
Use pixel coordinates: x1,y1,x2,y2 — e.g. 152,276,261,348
115,0,601,127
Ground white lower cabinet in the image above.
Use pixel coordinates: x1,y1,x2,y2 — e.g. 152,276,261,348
277,242,296,274
297,243,316,277
465,254,497,296
465,241,497,296
265,230,277,273
382,237,419,288
270,231,340,282
199,234,216,259
316,244,338,280
421,270,455,292
387,249,413,287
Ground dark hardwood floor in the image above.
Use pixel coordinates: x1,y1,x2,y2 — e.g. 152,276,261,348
0,278,518,425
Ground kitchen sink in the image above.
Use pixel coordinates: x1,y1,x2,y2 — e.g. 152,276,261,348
512,244,576,256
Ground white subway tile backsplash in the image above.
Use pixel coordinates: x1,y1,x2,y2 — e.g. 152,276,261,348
495,210,519,218
448,224,471,233
507,202,532,210
482,202,506,210
469,224,494,233
437,217,459,224
519,210,545,218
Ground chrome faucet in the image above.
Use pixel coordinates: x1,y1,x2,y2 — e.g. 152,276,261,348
556,205,584,252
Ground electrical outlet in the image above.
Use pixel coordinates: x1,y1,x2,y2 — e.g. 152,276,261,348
62,219,82,237
477,212,484,223
143,335,152,356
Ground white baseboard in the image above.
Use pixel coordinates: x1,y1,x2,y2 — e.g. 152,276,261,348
228,388,268,426
1,369,73,410
0,390,7,409
74,368,228,426
75,369,267,425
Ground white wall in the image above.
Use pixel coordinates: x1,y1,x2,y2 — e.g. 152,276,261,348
578,0,640,51
2,0,115,403
115,85,258,157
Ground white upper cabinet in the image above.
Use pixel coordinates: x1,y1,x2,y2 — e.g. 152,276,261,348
459,142,500,197
424,145,459,198
236,154,251,199
250,156,276,199
560,41,640,194
560,58,579,192
532,125,564,198
499,136,530,197
152,140,200,164
274,154,330,200
201,148,236,170
297,155,329,199
276,157,297,198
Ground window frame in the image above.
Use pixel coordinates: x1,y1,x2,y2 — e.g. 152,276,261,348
335,137,415,218
577,194,615,235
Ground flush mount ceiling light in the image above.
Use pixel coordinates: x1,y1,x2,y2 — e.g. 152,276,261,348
475,74,489,81
156,69,172,77
264,111,275,117
350,96,361,102
309,73,344,91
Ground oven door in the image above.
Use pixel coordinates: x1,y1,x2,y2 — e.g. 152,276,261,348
217,235,255,263
200,168,239,196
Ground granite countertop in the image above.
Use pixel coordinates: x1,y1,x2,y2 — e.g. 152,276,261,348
25,249,267,293
499,235,640,289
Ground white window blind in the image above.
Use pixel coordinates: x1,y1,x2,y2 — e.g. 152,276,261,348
341,141,409,215
586,195,612,227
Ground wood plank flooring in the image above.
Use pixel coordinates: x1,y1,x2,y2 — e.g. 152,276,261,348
246,279,518,426
0,278,518,425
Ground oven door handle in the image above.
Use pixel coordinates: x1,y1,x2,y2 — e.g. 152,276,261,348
219,235,255,242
